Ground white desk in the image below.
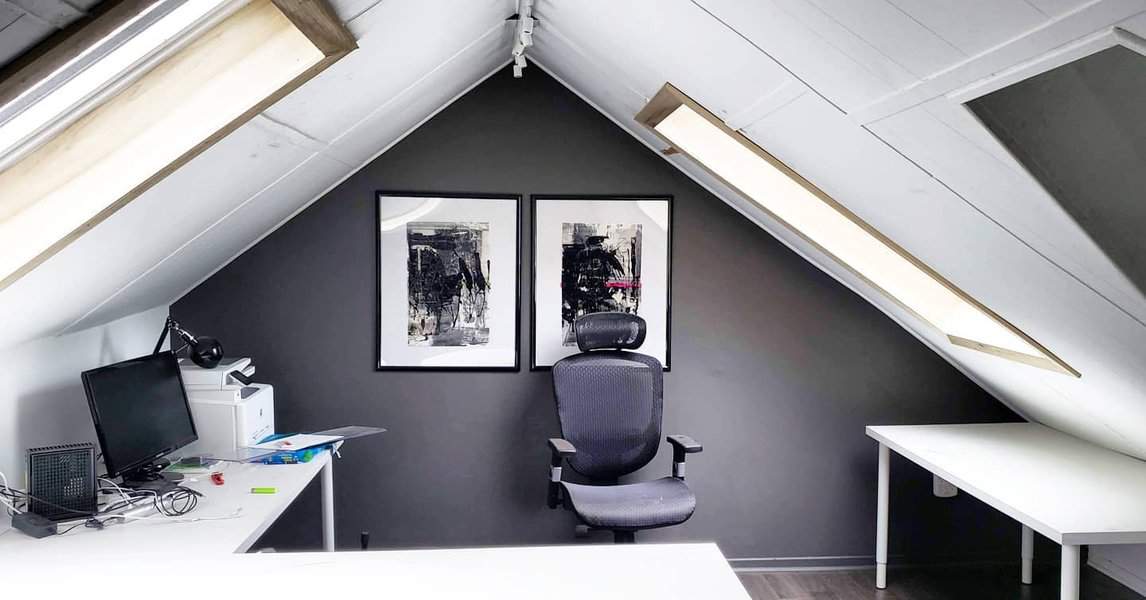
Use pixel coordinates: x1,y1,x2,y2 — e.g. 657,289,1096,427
0,449,335,557
7,542,750,598
0,449,749,597
868,423,1146,600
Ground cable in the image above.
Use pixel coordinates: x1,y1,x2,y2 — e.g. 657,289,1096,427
0,470,20,515
98,477,133,507
5,467,230,537
105,507,242,523
3,487,93,518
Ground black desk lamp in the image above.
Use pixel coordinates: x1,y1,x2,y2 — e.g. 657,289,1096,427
153,316,224,369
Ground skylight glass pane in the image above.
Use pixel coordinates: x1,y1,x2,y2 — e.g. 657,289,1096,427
642,91,1074,374
0,0,228,165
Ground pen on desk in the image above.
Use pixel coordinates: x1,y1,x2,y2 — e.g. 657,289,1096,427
250,487,277,494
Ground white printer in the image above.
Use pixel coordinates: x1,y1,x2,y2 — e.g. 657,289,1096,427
178,357,274,457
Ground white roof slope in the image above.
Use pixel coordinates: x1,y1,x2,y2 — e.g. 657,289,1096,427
5,0,1146,461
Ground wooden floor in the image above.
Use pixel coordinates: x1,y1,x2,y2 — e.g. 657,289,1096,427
737,565,1142,599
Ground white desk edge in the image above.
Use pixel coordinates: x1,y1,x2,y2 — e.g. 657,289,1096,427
865,424,1146,546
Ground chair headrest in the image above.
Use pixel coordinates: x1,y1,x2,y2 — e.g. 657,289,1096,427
574,313,647,351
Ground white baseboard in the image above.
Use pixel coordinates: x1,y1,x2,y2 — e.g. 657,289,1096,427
729,555,875,571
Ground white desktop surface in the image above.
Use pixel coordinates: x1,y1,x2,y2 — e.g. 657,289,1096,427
9,542,749,598
0,451,330,558
1,451,748,598
867,423,1146,545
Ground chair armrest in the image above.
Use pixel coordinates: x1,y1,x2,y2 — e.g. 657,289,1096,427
547,438,576,509
666,435,702,479
667,435,702,458
548,438,577,462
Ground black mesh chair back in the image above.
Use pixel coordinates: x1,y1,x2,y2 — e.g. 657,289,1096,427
552,313,663,480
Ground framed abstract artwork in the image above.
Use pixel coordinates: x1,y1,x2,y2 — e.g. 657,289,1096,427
531,195,672,370
376,191,521,370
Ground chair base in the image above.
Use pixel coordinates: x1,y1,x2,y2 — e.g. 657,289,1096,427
614,530,635,544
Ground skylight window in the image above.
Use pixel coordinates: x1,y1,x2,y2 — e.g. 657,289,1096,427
0,0,355,291
0,0,230,169
637,84,1077,376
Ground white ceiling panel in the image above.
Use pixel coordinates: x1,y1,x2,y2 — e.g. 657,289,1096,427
325,23,512,167
886,0,1048,56
1027,0,1095,17
692,0,900,110
800,0,966,78
264,0,509,142
65,152,353,332
529,24,647,119
331,0,385,24
534,0,794,120
0,121,316,347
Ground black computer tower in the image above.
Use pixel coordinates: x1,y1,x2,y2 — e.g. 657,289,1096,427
26,442,97,521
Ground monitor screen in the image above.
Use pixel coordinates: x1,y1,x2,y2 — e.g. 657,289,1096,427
82,352,197,478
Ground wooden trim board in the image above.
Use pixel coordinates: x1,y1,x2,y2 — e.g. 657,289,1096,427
272,0,358,57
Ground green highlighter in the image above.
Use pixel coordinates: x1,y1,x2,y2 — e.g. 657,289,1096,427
250,487,277,494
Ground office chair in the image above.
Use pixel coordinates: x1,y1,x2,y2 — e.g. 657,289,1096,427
546,312,703,543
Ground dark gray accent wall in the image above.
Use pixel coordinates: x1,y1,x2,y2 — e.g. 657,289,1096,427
172,67,1020,561
970,46,1146,296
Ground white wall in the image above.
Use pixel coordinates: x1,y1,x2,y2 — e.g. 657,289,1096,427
1092,546,1146,596
0,306,169,483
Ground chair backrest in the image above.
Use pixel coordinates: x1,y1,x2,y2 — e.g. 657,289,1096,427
552,313,663,481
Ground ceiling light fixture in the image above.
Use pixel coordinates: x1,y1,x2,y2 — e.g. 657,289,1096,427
511,0,534,78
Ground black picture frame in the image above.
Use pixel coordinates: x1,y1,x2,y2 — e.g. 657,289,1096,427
376,191,522,371
530,194,673,371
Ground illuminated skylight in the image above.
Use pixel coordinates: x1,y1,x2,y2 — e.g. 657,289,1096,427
0,0,350,290
637,84,1076,376
0,0,230,168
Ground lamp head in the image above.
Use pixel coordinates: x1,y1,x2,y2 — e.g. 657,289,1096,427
188,337,224,369
166,318,224,369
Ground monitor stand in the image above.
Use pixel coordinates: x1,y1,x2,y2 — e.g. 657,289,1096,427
120,459,184,492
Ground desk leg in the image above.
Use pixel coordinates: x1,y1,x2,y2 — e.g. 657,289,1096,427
1061,544,1080,600
876,443,889,589
322,457,335,552
1021,524,1034,584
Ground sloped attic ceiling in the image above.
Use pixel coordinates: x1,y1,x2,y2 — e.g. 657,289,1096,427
0,0,516,346
5,0,1146,461
524,0,1146,460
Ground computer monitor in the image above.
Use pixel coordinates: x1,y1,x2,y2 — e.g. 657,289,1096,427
82,351,197,484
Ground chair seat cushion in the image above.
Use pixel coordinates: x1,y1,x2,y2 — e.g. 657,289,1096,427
562,477,696,530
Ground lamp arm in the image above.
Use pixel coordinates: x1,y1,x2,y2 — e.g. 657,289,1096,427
153,317,197,355
153,317,172,355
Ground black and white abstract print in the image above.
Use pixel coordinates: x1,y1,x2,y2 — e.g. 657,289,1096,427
560,222,642,345
407,221,491,346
